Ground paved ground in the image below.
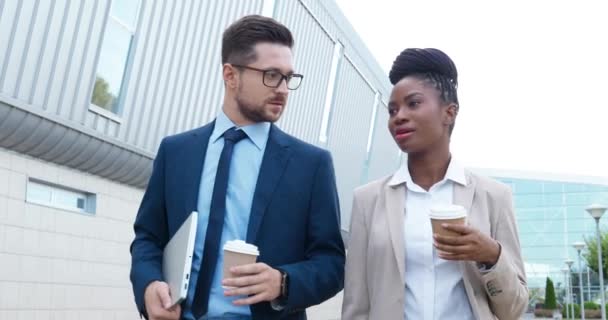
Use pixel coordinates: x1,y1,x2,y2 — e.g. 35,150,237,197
306,294,540,320
307,291,342,320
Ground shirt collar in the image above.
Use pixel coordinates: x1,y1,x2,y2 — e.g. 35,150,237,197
388,156,467,187
210,109,271,150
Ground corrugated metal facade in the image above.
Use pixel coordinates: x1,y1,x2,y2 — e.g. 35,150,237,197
273,0,335,144
1,0,115,132
327,57,376,225
0,0,265,150
0,0,401,227
121,0,266,151
367,100,403,180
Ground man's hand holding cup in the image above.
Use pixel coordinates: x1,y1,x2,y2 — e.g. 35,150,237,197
221,240,282,305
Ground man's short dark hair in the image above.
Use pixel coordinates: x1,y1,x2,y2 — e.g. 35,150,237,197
222,15,294,65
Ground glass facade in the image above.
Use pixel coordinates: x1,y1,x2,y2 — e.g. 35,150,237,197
493,176,608,290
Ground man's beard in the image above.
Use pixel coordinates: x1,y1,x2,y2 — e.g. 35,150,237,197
235,89,283,123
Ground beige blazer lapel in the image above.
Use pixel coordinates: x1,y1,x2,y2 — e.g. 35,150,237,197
453,172,482,319
453,172,476,214
385,183,406,284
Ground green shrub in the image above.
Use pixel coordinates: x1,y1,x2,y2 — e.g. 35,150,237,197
562,303,581,318
585,301,600,310
544,277,557,309
533,309,555,317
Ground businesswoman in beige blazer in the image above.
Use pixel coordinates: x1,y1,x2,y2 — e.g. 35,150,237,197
342,48,528,320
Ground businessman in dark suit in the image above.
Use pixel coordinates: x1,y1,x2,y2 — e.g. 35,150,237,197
129,15,345,320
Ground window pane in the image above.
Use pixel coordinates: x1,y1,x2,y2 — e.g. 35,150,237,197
91,18,132,113
26,179,95,214
110,0,140,30
27,182,52,203
77,198,85,209
54,188,86,211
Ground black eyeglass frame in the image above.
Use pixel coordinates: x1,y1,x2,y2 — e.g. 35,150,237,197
231,64,304,90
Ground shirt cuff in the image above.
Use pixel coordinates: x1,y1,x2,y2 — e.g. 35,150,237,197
270,299,285,311
477,262,497,273
477,242,502,273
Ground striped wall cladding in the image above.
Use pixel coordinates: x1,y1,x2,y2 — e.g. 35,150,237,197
327,56,376,228
120,0,264,152
0,0,265,154
366,99,401,183
299,0,391,97
0,0,119,134
273,0,335,145
0,0,399,195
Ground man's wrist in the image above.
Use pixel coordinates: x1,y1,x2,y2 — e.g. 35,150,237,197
270,268,289,311
277,269,289,301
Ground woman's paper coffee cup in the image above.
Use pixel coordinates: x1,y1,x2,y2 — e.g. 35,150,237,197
429,204,467,237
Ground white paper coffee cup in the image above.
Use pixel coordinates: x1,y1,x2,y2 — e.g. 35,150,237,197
222,240,259,287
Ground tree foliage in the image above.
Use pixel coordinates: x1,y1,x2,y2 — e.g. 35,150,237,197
583,230,608,278
91,76,116,111
545,277,557,309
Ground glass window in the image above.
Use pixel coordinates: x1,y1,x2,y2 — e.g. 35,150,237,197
544,193,565,206
588,185,608,192
110,0,140,29
513,180,544,194
27,182,52,203
91,0,141,114
589,192,608,204
566,193,589,206
517,208,546,221
565,183,587,193
26,179,96,214
543,181,564,193
514,194,543,208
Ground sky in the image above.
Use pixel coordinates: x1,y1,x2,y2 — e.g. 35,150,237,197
334,0,608,179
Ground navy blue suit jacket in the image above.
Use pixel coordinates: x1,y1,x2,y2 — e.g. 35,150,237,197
130,121,345,319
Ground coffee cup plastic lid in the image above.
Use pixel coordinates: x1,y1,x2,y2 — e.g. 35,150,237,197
223,240,259,256
429,204,467,219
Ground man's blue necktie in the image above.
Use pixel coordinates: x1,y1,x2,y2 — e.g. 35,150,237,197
192,127,248,318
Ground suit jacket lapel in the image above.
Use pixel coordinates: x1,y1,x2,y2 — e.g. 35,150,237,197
453,171,476,223
246,125,292,243
453,171,482,319
180,122,215,216
385,183,406,284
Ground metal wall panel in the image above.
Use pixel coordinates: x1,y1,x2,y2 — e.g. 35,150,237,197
1,0,32,97
31,0,70,111
38,2,83,116
327,57,376,228
273,0,335,145
0,100,153,188
0,0,400,195
0,0,118,131
0,0,265,152
300,0,390,98
12,0,49,102
367,100,401,181
121,0,264,152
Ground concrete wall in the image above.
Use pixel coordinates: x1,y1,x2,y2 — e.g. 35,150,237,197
0,147,142,319
0,146,348,319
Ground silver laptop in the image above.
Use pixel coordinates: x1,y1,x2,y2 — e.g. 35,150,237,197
163,211,198,307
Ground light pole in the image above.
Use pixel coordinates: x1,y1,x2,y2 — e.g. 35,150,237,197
566,259,575,319
587,203,608,320
563,267,571,319
588,266,592,302
574,242,587,320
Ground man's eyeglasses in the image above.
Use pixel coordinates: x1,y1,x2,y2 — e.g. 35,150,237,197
232,64,304,90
